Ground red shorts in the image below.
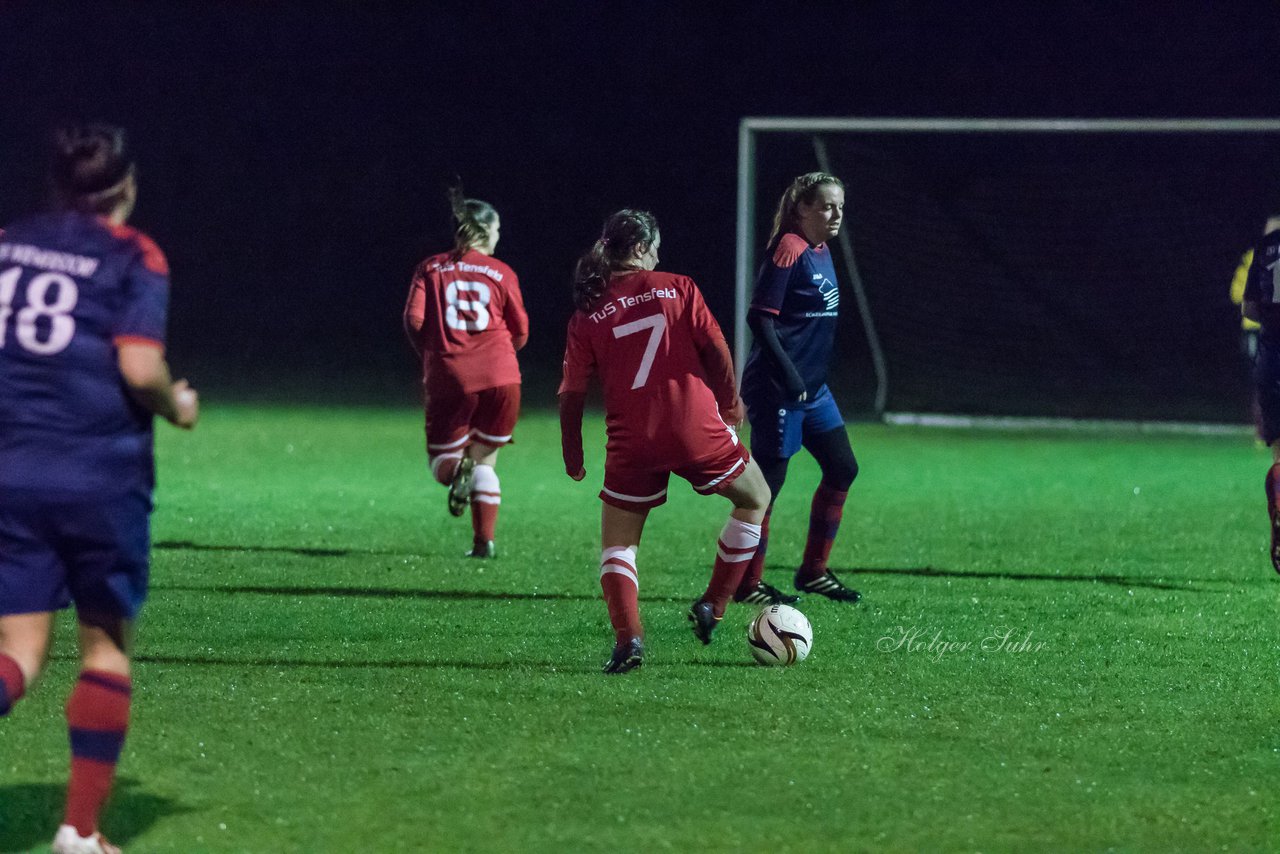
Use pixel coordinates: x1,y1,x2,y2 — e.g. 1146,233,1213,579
424,383,520,478
600,432,750,511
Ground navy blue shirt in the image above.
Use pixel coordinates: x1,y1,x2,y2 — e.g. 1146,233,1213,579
1245,230,1280,341
0,212,169,498
741,232,839,399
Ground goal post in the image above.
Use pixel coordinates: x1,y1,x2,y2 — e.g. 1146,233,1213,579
736,117,1280,422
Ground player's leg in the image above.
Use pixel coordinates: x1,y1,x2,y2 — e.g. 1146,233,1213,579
688,453,771,644
597,468,665,674
794,389,861,602
0,499,64,715
734,398,803,604
423,383,479,516
599,502,650,674
1255,339,1280,573
463,384,520,558
0,612,53,716
53,492,148,853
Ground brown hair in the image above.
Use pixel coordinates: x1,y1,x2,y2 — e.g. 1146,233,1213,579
571,209,659,312
767,171,844,248
447,181,498,257
50,124,134,215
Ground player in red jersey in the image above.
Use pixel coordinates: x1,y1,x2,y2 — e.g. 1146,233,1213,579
559,210,771,673
404,184,528,557
0,126,198,854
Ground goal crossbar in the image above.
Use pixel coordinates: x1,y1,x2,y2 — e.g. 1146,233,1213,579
735,116,1280,417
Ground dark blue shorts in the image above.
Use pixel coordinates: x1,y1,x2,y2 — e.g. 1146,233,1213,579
744,384,846,461
1256,337,1280,445
0,489,151,619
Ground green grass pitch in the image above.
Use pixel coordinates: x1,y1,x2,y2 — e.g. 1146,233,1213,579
1,404,1276,852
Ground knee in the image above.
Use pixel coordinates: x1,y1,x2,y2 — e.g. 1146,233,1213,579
824,456,858,492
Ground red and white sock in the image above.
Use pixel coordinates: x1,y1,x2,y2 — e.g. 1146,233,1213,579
429,452,463,486
600,546,642,642
0,653,25,716
702,517,762,618
470,464,500,543
64,670,131,837
734,504,772,600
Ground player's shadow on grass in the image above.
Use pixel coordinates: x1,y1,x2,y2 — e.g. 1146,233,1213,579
157,583,688,604
131,652,598,672
155,539,355,558
835,566,1200,592
0,778,191,853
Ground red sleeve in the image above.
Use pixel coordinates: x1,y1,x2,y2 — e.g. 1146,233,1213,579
504,271,529,351
558,390,586,476
403,269,427,356
685,278,742,419
557,313,595,395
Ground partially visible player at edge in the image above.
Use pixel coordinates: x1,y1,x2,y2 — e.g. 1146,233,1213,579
404,184,528,557
0,125,199,854
1240,213,1280,573
734,172,862,605
559,209,771,673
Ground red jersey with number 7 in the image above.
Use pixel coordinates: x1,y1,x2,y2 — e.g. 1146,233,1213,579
559,270,739,466
404,248,527,394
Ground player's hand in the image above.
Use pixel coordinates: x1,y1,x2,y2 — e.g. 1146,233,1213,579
567,466,586,482
171,379,199,429
721,399,745,429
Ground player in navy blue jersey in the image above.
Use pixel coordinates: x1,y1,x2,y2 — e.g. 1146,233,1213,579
1241,214,1280,574
734,172,862,605
0,125,198,854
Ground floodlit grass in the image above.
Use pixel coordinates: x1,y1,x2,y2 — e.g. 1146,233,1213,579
1,405,1276,852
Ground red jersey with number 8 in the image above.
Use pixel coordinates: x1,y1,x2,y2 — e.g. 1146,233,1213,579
559,270,736,466
404,249,527,394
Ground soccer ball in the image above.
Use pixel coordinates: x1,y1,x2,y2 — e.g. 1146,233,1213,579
747,604,813,665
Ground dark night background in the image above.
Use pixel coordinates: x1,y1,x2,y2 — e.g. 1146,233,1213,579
2,2,1279,419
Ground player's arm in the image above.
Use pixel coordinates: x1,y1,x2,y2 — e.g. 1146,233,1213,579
558,391,586,481
403,270,427,357
118,342,198,428
748,309,806,402
504,272,530,351
687,281,744,425
558,317,593,480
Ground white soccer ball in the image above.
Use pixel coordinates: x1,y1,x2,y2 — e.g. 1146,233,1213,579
747,604,813,665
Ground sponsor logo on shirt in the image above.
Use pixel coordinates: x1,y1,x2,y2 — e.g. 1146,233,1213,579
588,287,677,323
432,260,505,281
0,242,100,277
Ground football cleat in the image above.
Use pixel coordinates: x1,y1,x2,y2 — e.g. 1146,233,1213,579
52,825,122,854
447,457,475,517
687,600,719,645
736,581,801,606
602,637,644,674
466,540,496,559
796,570,861,603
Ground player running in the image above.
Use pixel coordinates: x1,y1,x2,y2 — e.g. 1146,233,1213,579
734,172,862,606
0,125,199,854
1241,213,1280,573
404,183,528,558
559,209,771,674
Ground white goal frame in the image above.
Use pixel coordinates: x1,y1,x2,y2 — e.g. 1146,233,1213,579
736,117,1280,420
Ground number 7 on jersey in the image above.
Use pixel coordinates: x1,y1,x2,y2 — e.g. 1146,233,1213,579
612,313,666,390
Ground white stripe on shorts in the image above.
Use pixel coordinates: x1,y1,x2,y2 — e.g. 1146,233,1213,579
470,428,512,445
695,457,744,492
427,435,470,452
601,485,668,504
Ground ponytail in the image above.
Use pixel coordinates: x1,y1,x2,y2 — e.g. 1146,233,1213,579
446,179,498,257
571,209,659,313
49,124,135,215
767,171,844,249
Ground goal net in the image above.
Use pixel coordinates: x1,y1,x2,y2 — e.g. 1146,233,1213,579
736,118,1280,423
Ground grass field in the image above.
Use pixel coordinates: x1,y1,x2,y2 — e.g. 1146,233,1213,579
1,404,1277,853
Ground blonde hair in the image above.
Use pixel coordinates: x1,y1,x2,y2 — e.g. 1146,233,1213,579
767,171,844,248
446,181,498,256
